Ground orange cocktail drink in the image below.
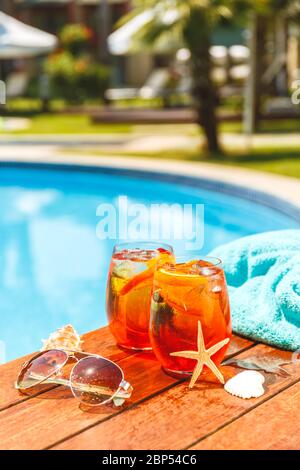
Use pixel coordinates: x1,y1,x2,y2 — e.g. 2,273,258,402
106,242,174,351
150,257,231,376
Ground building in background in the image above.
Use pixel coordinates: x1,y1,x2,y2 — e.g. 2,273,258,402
0,0,299,92
0,0,150,86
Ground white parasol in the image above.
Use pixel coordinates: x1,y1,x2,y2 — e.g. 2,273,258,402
0,11,57,59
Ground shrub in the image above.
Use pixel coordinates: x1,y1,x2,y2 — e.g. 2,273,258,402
60,23,93,55
44,23,110,104
45,51,110,104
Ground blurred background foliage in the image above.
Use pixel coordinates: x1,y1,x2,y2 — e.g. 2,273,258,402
44,23,110,104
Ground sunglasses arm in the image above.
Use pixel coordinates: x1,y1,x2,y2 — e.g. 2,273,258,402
17,374,133,405
112,379,133,407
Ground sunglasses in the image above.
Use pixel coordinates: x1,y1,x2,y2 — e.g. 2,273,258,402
15,349,133,407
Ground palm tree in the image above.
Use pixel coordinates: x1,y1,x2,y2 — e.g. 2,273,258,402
118,0,251,155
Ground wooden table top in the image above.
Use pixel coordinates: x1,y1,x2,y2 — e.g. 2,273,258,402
1,326,299,450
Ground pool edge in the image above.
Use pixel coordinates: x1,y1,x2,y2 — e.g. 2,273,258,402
0,156,300,223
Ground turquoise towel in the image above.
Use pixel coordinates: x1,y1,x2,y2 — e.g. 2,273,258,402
210,229,300,351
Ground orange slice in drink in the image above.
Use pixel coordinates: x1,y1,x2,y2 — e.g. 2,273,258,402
120,263,155,296
157,266,228,338
119,251,174,296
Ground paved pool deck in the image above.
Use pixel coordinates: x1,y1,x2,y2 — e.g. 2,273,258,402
1,132,300,153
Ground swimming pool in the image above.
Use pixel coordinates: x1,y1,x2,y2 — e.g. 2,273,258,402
1,163,299,362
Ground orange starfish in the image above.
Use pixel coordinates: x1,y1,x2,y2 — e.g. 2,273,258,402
170,321,230,388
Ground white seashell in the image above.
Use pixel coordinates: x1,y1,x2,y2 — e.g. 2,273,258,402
224,370,265,399
41,324,83,352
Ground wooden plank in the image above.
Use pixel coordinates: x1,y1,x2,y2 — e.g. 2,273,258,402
52,344,300,450
0,327,130,411
0,331,250,413
0,334,251,450
226,335,254,357
0,352,176,450
192,380,300,450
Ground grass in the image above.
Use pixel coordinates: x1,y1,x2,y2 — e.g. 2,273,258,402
62,145,300,180
3,113,300,136
2,97,299,135
231,151,300,179
3,114,134,135
1,105,299,179
219,119,300,134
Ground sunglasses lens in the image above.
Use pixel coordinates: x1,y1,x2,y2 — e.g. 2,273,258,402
17,349,68,390
70,356,123,405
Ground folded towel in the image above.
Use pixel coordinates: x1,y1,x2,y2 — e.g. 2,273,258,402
210,229,300,351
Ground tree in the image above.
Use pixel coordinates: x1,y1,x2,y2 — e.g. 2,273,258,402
118,0,251,155
270,0,300,95
246,0,300,133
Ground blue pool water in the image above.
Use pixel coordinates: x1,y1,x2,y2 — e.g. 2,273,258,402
0,164,299,362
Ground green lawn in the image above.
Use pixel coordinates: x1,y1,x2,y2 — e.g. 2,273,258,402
230,152,300,179
5,114,134,134
60,140,300,179
153,147,300,179
3,110,300,136
2,110,300,179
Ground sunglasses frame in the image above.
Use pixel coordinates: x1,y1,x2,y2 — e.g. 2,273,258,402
16,349,132,407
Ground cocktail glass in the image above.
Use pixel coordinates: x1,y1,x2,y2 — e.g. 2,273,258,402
106,242,174,351
150,256,232,378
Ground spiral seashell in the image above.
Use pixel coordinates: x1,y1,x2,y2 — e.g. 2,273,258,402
224,370,265,399
41,324,83,352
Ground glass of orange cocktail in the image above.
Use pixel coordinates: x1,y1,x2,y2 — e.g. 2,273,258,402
150,256,231,377
106,242,174,351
